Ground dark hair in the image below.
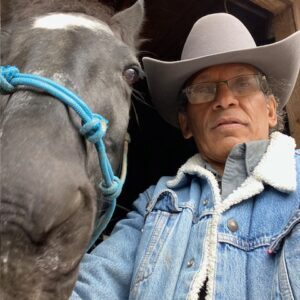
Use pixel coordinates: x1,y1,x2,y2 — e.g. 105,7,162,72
267,76,289,133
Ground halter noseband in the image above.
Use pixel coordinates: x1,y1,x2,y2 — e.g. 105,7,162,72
0,65,125,250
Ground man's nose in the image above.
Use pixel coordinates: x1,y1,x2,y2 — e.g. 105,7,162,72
212,83,239,110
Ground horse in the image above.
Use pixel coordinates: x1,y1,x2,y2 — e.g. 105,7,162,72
0,0,144,299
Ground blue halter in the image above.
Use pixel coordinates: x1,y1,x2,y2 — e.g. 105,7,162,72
0,65,123,250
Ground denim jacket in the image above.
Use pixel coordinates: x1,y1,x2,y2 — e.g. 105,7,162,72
71,132,300,300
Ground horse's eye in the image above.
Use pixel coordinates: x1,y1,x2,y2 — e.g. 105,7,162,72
123,66,143,85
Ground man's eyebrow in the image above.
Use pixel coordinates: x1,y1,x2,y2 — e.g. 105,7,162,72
235,66,256,73
192,73,211,82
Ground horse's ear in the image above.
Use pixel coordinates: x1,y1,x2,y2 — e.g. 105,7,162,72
111,0,144,48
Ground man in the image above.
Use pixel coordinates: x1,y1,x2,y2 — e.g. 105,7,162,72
72,13,300,299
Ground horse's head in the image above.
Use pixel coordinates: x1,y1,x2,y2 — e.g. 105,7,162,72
0,1,144,298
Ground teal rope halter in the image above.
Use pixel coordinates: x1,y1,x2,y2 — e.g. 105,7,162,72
0,65,123,250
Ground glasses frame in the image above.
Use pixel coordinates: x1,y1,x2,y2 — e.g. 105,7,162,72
182,73,270,105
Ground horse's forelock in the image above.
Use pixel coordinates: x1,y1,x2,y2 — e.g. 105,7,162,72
32,13,114,35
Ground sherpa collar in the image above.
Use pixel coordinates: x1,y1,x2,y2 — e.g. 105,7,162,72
167,132,296,193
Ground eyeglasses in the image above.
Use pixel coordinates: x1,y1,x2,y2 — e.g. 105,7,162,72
182,73,269,105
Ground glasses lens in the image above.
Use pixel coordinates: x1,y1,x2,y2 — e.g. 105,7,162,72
229,74,260,96
186,83,216,104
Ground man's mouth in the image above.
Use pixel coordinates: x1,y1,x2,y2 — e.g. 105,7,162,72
213,118,246,129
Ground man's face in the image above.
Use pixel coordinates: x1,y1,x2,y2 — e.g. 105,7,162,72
178,63,278,172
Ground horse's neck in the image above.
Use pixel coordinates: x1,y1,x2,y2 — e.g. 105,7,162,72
3,0,114,26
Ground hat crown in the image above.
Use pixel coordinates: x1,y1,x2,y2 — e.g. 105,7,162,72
181,13,256,60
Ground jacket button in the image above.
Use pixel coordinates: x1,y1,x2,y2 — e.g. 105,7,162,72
203,199,208,206
227,218,239,232
187,259,194,268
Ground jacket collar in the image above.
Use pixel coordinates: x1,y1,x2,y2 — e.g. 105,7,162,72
167,132,296,193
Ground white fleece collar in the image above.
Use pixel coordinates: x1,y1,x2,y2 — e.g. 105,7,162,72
167,132,296,194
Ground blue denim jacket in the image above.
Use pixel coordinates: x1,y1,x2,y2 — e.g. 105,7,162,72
71,132,300,300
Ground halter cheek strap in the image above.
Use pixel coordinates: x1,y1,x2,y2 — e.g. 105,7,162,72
0,65,125,250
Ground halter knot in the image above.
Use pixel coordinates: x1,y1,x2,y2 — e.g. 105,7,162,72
0,65,19,94
80,114,108,144
99,176,123,201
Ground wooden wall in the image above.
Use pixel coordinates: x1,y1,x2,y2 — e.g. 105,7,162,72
251,0,300,146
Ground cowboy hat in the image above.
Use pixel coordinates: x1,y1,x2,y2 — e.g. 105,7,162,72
142,13,300,127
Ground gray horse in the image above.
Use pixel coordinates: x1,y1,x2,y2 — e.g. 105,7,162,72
0,0,144,299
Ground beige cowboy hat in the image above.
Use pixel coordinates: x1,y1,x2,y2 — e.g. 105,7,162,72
142,13,300,127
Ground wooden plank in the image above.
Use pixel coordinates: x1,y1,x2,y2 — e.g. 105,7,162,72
273,6,297,38
273,6,300,147
293,0,300,30
287,80,300,147
250,0,293,14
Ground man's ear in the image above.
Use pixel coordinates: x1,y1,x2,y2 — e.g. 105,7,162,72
178,111,193,139
267,95,278,129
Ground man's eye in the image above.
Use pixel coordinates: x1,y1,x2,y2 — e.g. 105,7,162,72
193,84,213,94
235,78,251,89
123,66,143,85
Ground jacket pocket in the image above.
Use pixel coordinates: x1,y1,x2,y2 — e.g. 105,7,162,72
133,209,178,284
134,189,183,283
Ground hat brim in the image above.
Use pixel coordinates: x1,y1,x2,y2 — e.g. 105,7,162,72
143,31,300,127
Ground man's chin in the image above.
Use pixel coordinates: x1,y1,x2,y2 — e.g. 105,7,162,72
203,136,248,161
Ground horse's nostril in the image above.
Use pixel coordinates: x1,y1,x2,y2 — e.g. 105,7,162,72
1,180,96,243
0,186,96,294
33,185,96,238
